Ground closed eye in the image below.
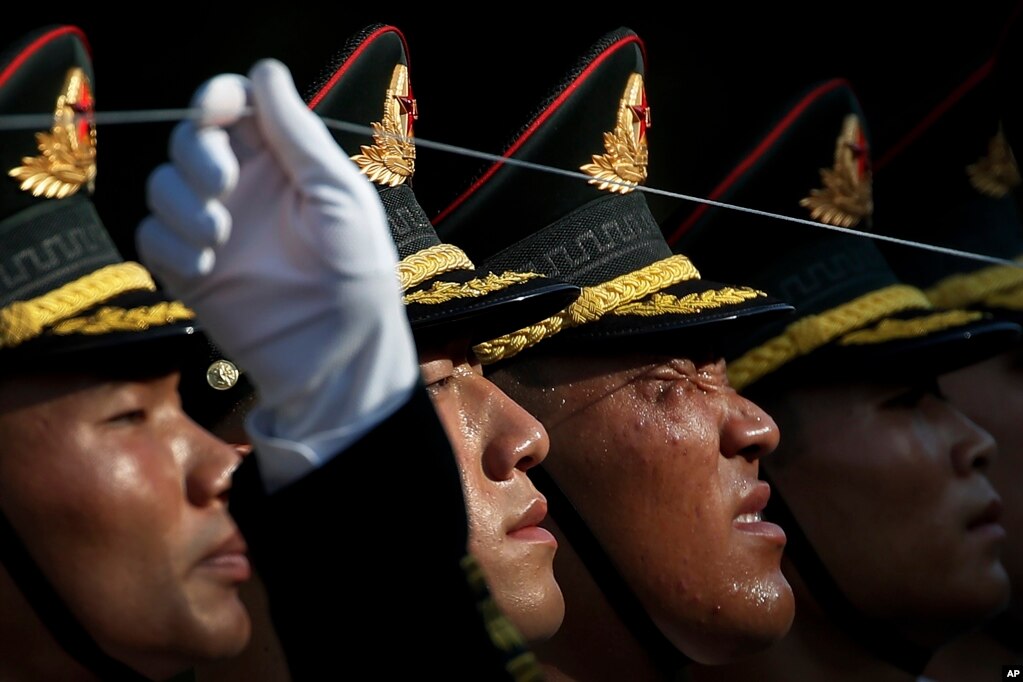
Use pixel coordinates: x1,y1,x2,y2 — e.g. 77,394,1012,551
882,378,945,409
106,409,147,425
425,375,453,395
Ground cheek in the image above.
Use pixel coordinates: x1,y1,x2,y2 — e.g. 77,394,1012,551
548,397,732,589
775,414,959,601
39,438,181,573
429,391,504,555
0,423,188,633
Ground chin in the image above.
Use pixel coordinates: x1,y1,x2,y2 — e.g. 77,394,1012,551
189,601,253,661
939,566,1012,628
501,579,566,645
654,573,795,665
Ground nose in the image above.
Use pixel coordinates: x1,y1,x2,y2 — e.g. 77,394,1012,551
720,392,780,462
478,377,550,481
185,421,249,506
946,402,997,476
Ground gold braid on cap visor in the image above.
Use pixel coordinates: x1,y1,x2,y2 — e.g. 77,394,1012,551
473,255,766,365
838,310,985,345
397,243,475,290
0,262,194,349
398,243,542,305
924,257,1023,312
727,284,940,391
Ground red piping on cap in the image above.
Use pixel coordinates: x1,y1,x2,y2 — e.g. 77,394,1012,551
306,25,410,109
874,58,995,171
665,77,849,245
0,26,89,91
432,33,647,226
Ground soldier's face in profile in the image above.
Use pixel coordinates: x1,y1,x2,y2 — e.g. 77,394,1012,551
419,339,564,644
940,349,1023,618
492,352,794,664
765,377,1008,639
0,370,251,679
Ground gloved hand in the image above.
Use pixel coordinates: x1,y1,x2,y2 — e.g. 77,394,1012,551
137,59,418,490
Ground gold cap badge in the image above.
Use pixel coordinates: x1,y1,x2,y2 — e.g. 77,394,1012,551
581,72,650,194
966,128,1021,198
800,114,873,228
9,67,97,199
351,63,417,187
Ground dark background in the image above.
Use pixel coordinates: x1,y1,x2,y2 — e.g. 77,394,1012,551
1,5,1019,258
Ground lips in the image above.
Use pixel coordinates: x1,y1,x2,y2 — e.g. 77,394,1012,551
509,497,548,533
735,481,771,520
198,530,251,583
733,481,786,545
507,497,557,546
967,497,1004,531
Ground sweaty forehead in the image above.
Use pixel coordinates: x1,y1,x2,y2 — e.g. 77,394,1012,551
496,351,721,388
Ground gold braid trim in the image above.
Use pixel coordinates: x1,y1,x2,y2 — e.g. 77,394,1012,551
460,554,542,682
727,284,932,391
474,254,701,364
611,287,767,317
402,272,542,305
0,262,157,349
982,284,1023,311
49,302,195,337
924,262,1023,311
396,243,475,291
839,310,985,345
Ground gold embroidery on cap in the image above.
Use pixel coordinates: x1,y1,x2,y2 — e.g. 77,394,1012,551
799,114,873,227
396,243,475,291
351,63,417,187
966,128,1021,198
726,284,931,391
49,301,195,337
0,262,156,349
206,359,240,390
839,310,984,345
611,287,767,317
474,254,700,364
924,261,1023,310
580,72,650,194
9,67,97,199
402,272,541,305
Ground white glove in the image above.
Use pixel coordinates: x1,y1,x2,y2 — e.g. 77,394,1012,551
137,59,418,491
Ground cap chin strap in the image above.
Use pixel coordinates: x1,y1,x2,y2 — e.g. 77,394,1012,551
761,471,933,676
531,466,690,676
0,508,150,681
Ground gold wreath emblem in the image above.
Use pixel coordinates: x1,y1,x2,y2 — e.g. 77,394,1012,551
9,67,97,199
351,63,417,187
966,128,1021,198
580,72,650,194
800,114,873,227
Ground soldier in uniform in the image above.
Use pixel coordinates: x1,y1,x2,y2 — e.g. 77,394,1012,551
0,26,251,680
867,55,1023,678
432,27,799,681
138,25,584,681
660,79,1018,682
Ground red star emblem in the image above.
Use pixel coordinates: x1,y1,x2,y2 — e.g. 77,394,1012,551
845,125,868,180
72,80,94,144
396,93,418,135
629,89,651,139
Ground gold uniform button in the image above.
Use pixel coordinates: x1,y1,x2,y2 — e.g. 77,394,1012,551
206,359,240,391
